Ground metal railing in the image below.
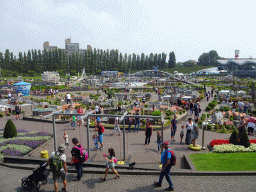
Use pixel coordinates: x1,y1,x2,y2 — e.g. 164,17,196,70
45,112,164,160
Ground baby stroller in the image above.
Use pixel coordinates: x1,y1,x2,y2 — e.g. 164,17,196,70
21,162,50,191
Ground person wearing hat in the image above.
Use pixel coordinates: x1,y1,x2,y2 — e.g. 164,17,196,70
47,144,67,192
154,141,174,191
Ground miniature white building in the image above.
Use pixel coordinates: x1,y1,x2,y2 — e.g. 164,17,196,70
41,71,60,83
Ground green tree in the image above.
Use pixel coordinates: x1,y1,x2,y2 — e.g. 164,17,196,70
229,129,239,145
198,52,210,66
183,61,195,67
3,119,17,138
168,51,176,68
239,130,250,148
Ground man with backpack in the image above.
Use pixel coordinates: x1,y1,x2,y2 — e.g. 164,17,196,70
154,141,175,191
47,144,67,192
71,138,85,181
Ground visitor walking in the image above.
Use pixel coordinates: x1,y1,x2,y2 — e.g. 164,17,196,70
77,106,83,128
189,100,194,115
185,118,194,145
133,109,140,132
145,121,153,145
15,102,21,120
66,93,71,104
194,102,199,119
192,119,199,147
238,100,244,113
180,125,185,144
243,101,248,114
111,117,121,136
157,131,161,153
101,148,119,181
247,114,256,136
47,144,67,192
95,120,104,150
171,116,177,144
238,116,246,139
127,113,132,132
71,138,84,181
142,96,146,104
154,141,174,191
63,132,69,148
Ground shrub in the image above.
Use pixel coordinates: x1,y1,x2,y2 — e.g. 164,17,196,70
141,119,146,126
220,106,230,112
207,113,210,118
225,125,230,130
220,125,226,133
3,119,17,138
0,113,4,117
198,120,202,128
239,130,250,148
7,113,12,116
151,110,161,116
209,102,216,108
214,124,219,130
229,129,239,145
231,125,236,130
207,124,212,131
206,106,212,112
144,104,149,108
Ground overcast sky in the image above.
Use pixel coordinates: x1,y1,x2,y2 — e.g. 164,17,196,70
1,0,256,62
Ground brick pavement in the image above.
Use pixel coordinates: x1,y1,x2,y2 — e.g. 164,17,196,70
0,166,255,192
2,86,254,171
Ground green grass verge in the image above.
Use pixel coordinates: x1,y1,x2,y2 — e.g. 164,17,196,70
0,76,42,80
189,152,256,171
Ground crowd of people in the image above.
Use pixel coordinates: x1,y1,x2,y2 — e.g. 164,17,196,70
46,88,256,192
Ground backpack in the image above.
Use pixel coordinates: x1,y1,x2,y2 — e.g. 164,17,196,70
73,145,89,162
194,104,198,111
99,124,105,132
165,150,176,166
50,154,63,172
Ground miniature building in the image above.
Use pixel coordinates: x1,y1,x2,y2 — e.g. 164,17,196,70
41,71,60,83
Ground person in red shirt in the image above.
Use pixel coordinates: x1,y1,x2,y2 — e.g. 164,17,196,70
77,106,84,128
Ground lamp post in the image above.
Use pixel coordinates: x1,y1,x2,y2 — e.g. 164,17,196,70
201,122,206,150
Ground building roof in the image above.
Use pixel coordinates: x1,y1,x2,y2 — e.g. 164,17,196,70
218,59,256,65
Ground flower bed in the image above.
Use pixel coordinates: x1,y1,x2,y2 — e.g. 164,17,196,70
210,139,256,147
0,129,53,159
213,144,256,153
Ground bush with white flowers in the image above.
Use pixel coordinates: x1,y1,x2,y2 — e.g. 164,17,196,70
213,143,256,153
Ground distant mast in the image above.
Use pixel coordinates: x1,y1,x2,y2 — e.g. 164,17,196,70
235,50,240,60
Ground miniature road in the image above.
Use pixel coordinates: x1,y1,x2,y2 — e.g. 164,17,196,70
0,165,255,192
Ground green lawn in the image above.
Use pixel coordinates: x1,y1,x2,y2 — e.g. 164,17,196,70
189,152,256,171
0,76,42,80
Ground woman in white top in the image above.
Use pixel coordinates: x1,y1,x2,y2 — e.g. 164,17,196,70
185,118,194,145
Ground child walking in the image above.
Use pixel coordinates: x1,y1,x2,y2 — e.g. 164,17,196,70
101,148,120,181
91,134,99,150
157,131,161,153
180,125,185,144
63,132,69,148
71,115,76,130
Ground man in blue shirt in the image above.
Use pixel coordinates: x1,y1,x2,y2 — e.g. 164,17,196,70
154,141,174,191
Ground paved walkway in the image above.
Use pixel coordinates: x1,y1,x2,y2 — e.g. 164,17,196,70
0,166,255,192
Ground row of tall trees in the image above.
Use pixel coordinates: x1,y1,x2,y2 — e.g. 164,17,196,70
0,49,177,76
